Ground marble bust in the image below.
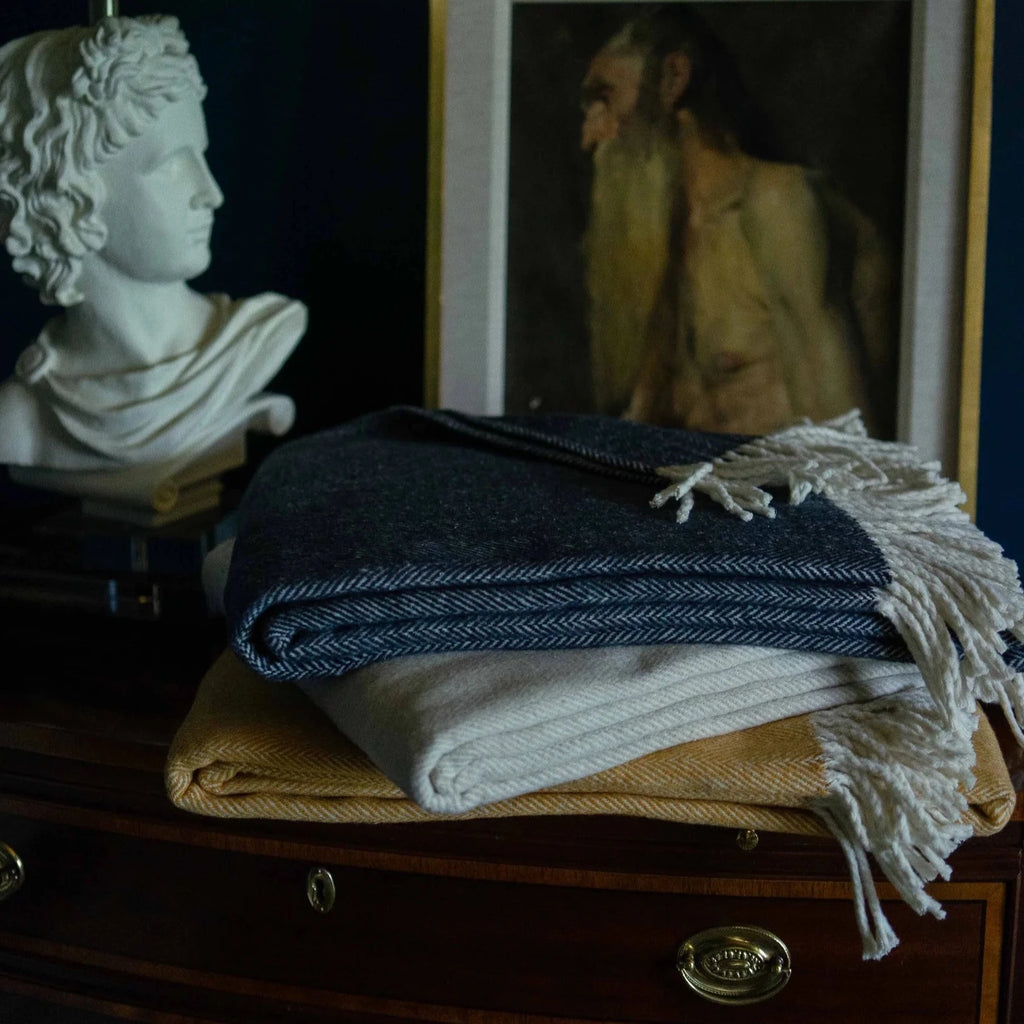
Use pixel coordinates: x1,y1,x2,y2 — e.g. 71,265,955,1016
0,16,305,494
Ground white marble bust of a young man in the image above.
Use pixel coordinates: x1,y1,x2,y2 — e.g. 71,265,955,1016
0,16,306,474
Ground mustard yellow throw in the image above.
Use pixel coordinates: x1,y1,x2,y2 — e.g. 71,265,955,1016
167,649,1012,836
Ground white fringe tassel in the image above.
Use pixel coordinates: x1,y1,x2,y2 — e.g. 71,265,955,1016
652,410,1024,740
809,691,978,959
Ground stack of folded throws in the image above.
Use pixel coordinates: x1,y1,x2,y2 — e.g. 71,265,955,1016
168,406,1024,960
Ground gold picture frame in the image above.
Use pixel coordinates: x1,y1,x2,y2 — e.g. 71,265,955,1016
957,0,994,516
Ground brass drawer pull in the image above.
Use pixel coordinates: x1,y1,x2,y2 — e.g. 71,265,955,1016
676,925,791,1005
306,867,336,913
0,842,25,901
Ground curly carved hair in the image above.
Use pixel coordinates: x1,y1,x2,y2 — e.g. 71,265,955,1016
0,16,206,306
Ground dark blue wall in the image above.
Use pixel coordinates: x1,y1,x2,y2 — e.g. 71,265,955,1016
0,2,429,444
977,0,1024,569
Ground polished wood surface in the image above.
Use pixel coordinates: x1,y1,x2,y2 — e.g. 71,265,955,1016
0,609,1021,1023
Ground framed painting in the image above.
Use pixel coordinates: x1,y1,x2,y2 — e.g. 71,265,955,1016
969,0,1022,563
425,0,985,474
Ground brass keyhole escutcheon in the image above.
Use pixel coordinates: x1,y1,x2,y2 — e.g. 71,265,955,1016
306,866,336,914
0,842,25,901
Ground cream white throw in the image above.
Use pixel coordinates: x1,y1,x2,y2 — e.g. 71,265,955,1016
296,643,924,816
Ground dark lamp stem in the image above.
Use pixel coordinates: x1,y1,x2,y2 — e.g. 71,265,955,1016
89,0,119,23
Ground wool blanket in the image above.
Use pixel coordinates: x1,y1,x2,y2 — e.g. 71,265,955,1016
224,407,1024,740
295,642,929,815
167,649,1017,961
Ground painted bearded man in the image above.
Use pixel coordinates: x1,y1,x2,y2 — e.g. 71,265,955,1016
580,8,895,437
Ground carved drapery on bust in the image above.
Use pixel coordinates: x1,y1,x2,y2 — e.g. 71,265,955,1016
0,16,305,490
12,292,302,470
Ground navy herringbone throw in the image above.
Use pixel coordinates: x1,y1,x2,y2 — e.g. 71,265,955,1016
225,406,1024,730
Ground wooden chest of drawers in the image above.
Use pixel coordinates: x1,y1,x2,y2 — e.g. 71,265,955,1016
0,614,1021,1023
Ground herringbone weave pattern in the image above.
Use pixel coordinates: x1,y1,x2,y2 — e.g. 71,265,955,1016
225,407,1024,686
225,407,907,681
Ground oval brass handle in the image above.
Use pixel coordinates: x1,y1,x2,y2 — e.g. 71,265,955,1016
306,867,336,913
676,925,791,1005
0,841,25,901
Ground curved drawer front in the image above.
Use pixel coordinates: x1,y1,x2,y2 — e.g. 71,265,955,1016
0,814,1006,1023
